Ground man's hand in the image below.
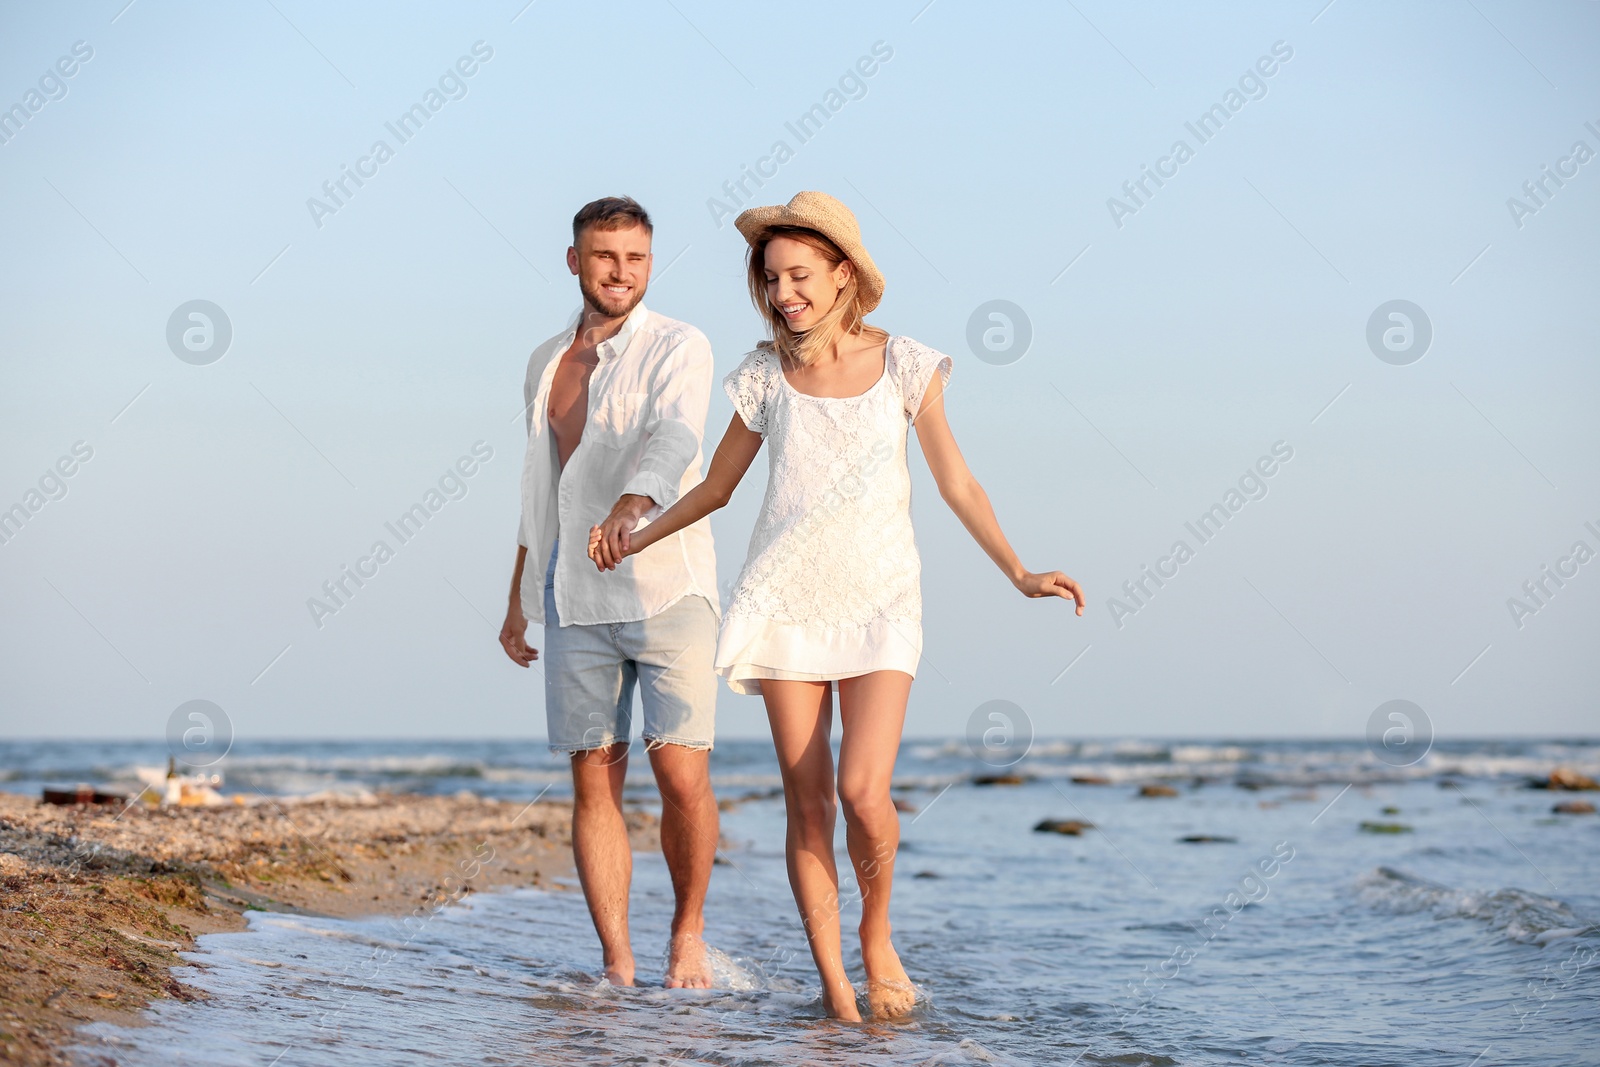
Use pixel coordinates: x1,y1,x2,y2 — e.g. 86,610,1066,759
591,493,654,571
499,598,539,667
1014,570,1086,615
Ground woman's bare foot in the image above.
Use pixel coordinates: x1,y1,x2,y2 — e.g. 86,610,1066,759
664,931,713,989
861,937,916,1019
820,975,862,1022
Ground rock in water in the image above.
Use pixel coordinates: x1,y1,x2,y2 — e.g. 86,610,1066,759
1033,819,1094,835
1138,784,1179,798
1551,800,1596,815
974,774,1028,786
1360,821,1413,834
1545,767,1599,791
1179,834,1237,844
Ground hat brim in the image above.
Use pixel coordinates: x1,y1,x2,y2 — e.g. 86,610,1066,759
734,197,885,314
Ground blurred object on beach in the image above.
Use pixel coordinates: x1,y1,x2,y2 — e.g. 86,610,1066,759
148,758,229,808
40,785,126,806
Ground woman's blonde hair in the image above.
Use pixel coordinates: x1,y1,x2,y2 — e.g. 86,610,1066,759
747,225,887,368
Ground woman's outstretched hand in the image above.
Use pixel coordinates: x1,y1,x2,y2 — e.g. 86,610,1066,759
1014,570,1086,614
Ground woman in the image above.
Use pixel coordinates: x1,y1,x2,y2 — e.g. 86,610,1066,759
588,190,1083,1021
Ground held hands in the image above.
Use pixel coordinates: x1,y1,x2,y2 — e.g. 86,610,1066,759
588,493,653,572
586,524,626,570
1013,570,1086,615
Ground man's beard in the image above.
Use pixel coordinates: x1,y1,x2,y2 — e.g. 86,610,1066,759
579,275,646,321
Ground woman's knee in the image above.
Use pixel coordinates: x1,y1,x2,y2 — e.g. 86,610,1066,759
837,778,893,833
785,787,837,832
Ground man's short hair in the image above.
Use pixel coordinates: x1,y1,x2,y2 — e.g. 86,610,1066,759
572,196,653,244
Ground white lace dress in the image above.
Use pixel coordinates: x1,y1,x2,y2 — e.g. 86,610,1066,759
715,335,953,695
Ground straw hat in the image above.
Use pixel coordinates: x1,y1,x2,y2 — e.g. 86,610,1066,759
734,191,885,313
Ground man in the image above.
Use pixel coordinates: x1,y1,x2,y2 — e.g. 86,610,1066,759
499,196,721,988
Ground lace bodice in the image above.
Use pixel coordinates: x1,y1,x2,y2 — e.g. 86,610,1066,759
720,336,952,632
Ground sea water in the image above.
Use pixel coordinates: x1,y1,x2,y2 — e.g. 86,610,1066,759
6,738,1597,1066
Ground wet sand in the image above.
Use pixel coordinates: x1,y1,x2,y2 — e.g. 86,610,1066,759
0,790,657,1067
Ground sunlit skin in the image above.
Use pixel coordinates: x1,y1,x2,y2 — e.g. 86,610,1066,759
587,236,1085,1020
499,220,720,992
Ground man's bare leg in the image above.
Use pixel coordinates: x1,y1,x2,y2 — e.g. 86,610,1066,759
571,742,635,985
648,741,718,988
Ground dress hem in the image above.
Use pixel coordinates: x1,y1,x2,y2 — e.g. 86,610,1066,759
714,614,922,696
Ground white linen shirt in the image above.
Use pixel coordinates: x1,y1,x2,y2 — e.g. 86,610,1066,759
516,303,719,627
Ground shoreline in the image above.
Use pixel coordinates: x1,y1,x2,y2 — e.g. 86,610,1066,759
0,790,657,1067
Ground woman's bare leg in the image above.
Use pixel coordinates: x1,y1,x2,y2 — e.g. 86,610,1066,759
762,678,860,1021
836,670,915,1018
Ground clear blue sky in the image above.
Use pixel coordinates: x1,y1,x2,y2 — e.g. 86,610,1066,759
2,1,1596,743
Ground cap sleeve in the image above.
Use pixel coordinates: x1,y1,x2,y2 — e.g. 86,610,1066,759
722,349,774,434
893,336,953,420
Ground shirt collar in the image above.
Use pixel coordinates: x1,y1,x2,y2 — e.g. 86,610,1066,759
564,301,650,363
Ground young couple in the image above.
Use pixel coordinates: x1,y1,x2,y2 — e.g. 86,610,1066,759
498,192,1083,1021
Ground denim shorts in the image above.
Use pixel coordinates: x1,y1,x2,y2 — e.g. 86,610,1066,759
542,543,718,754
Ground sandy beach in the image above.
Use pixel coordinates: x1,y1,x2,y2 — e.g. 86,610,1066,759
0,790,657,1067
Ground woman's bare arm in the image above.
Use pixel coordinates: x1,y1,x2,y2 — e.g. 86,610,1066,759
589,413,763,570
911,377,1085,612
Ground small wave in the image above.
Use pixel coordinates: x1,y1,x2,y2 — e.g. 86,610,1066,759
1169,744,1255,763
706,772,789,790
1426,754,1600,780
478,767,568,785
1021,761,1245,785
1077,740,1169,761
225,754,495,777
1356,866,1599,945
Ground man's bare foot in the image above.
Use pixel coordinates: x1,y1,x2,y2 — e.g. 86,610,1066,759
603,955,635,987
664,931,713,989
862,939,916,1019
